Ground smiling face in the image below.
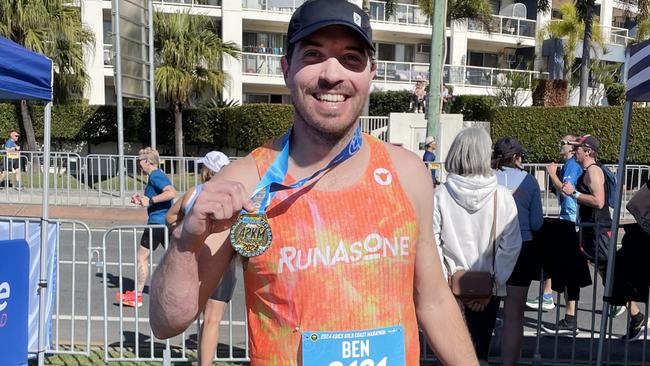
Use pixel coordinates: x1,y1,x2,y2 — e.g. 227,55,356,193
282,25,376,143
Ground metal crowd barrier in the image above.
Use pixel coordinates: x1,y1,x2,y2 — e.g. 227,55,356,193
101,225,249,363
0,216,93,356
521,163,650,219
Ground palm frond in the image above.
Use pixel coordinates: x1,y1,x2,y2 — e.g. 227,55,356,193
154,10,241,109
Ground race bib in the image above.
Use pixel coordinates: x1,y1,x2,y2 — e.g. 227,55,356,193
302,326,405,366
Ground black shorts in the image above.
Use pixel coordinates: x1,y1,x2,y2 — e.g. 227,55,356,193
3,158,19,170
580,223,612,266
539,218,592,293
210,261,237,302
507,240,542,287
139,227,167,250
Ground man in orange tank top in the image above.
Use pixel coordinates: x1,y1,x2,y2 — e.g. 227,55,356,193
149,1,477,364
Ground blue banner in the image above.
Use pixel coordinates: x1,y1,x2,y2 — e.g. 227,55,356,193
0,239,30,366
0,221,57,354
302,326,405,366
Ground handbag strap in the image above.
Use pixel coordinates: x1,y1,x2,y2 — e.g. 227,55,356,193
491,190,497,275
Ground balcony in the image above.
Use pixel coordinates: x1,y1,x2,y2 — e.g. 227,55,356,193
374,60,431,84
154,0,221,5
468,15,536,38
601,26,633,46
444,65,539,88
368,0,429,27
240,54,540,89
242,52,283,76
242,0,306,13
104,44,114,66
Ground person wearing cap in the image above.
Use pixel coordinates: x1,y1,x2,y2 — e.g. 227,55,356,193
165,151,236,366
422,135,438,185
530,135,592,337
150,0,477,364
117,147,177,308
0,131,23,190
492,137,543,365
562,135,647,340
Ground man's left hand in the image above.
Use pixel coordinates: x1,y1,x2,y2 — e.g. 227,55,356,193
140,196,150,207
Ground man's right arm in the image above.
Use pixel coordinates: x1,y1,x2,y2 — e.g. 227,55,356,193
150,156,259,339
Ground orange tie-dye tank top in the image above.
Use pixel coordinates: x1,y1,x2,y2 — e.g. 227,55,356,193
245,134,419,365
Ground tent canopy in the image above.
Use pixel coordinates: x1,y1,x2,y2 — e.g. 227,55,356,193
0,36,52,101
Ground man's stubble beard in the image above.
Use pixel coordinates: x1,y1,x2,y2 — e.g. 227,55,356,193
293,101,362,147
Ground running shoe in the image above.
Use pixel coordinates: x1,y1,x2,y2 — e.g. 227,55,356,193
622,314,648,341
526,294,555,311
116,290,142,307
542,318,578,336
609,305,626,318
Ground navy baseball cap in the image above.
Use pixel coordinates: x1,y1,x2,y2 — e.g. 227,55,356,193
493,136,526,159
287,0,375,55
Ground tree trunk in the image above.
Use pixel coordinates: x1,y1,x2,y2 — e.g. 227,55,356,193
19,100,38,151
578,1,594,106
173,103,184,157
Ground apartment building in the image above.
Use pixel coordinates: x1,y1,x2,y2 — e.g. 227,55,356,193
84,0,637,106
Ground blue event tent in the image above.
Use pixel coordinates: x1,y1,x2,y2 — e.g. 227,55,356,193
0,35,54,366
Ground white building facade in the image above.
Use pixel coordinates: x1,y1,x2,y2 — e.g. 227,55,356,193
82,0,637,106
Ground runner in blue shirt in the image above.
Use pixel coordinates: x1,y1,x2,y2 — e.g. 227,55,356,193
422,136,438,185
117,147,176,307
0,131,22,190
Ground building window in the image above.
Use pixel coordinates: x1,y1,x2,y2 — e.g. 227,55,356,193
374,42,415,62
468,51,498,68
243,32,287,54
243,93,291,104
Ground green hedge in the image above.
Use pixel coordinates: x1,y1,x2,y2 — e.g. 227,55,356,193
223,104,294,151
491,107,650,164
0,102,295,152
450,95,498,121
369,90,412,116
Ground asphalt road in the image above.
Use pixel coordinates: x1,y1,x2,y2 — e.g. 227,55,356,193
50,225,650,364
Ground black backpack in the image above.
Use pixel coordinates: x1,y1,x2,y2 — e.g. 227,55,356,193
598,163,618,209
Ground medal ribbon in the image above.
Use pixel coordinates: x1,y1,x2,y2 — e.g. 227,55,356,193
247,127,363,215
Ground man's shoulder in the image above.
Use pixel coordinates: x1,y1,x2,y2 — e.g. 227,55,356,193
213,154,261,194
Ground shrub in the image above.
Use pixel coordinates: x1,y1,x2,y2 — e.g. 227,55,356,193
223,104,294,151
606,83,625,106
369,90,412,116
491,107,650,164
450,95,498,121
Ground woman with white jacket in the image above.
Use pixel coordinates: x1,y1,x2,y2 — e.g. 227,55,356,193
434,127,522,365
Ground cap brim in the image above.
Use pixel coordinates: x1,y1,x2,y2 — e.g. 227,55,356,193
289,20,375,52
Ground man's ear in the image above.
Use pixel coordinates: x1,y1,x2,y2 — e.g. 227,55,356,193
281,56,289,80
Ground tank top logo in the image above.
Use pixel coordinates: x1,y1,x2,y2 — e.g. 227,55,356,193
277,233,410,273
373,168,392,186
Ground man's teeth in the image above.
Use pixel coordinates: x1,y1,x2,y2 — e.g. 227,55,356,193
316,94,345,102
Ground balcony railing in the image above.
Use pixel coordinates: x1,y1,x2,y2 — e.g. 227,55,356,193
103,44,114,66
374,60,431,83
242,0,306,13
444,65,539,88
242,45,285,55
368,0,430,26
153,0,221,6
241,55,540,89
601,25,633,46
242,52,283,76
468,15,536,38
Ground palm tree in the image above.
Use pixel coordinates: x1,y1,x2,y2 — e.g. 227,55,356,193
576,0,596,105
0,0,94,151
153,11,239,158
537,4,605,84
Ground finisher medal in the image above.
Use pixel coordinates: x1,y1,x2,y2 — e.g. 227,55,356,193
230,213,272,257
229,127,362,257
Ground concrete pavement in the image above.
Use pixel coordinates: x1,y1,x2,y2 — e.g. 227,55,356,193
0,203,147,227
